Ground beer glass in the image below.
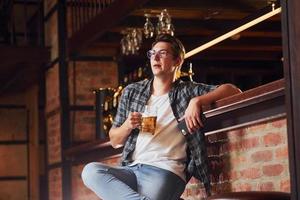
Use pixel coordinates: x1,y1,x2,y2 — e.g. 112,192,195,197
141,105,157,135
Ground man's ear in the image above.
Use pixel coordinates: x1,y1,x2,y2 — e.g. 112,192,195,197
175,57,183,67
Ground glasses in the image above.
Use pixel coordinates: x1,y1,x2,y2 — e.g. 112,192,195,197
147,49,171,59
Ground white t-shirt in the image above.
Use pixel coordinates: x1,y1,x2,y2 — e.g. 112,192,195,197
131,93,187,181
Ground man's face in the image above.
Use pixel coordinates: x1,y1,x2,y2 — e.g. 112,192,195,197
149,42,181,78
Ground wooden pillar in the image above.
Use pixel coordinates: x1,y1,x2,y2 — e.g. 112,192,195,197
25,85,40,200
57,0,72,199
281,0,300,199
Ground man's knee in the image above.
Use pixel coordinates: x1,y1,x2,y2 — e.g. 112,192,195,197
81,162,106,186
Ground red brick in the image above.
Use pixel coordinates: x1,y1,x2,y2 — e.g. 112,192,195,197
46,65,60,113
223,171,239,181
47,114,62,164
228,137,259,152
272,119,286,128
230,155,247,166
262,164,284,176
259,182,274,191
263,133,283,146
240,168,261,179
233,182,252,191
251,150,273,162
227,129,246,138
247,123,268,132
49,168,62,200
275,146,289,159
280,179,291,192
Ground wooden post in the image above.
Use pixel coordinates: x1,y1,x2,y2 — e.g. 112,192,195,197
25,85,40,200
281,0,300,199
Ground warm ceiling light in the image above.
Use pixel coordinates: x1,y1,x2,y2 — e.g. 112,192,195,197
185,7,281,59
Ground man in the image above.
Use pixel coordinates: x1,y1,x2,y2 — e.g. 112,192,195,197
82,34,241,200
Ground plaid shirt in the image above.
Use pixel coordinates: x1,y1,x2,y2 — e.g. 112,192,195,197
112,78,217,194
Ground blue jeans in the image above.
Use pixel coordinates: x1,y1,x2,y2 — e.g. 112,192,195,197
81,162,186,200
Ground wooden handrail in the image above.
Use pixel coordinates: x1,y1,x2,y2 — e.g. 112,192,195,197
203,79,285,135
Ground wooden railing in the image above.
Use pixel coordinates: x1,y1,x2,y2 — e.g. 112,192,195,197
68,0,115,35
67,0,150,55
64,79,285,164
0,0,43,46
203,79,285,135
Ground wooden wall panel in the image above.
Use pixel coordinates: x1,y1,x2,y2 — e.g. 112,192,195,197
0,181,28,200
0,109,27,141
0,145,28,176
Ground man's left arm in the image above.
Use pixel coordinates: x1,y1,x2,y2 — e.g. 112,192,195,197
184,83,242,133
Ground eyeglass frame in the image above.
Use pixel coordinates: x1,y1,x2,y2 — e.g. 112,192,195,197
147,49,173,59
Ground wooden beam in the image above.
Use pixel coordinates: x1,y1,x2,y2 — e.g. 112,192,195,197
131,8,281,21
187,51,282,61
109,26,282,38
119,14,281,32
199,45,282,52
142,0,269,12
68,0,150,56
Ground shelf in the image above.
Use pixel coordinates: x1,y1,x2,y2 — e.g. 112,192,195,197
64,139,123,164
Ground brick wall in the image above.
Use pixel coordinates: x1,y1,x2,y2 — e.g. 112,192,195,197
68,61,118,142
206,118,290,196
71,118,289,200
49,168,63,200
45,60,118,199
68,61,118,105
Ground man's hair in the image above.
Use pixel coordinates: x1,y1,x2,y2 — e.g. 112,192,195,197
152,34,185,61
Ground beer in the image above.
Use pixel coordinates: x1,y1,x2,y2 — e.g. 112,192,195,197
141,105,157,135
141,116,157,135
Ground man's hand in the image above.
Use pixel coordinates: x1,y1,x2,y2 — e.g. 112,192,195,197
123,112,142,130
182,97,204,134
109,112,142,148
180,83,241,134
